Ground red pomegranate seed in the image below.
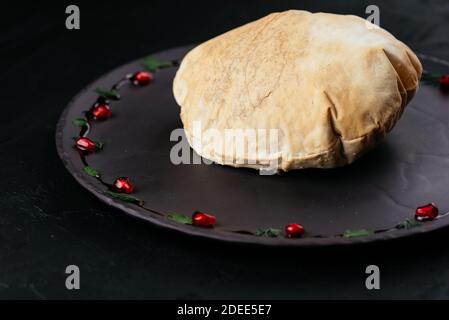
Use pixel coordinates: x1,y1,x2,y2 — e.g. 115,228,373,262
92,104,112,120
113,177,134,194
75,137,96,152
285,223,305,238
132,71,153,86
440,75,449,91
192,211,216,227
415,203,439,222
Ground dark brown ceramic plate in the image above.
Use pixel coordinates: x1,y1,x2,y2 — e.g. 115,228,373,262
56,46,449,247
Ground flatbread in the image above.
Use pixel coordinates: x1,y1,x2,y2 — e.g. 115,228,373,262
173,10,422,172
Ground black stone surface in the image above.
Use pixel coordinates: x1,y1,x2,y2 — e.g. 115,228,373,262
2,0,449,299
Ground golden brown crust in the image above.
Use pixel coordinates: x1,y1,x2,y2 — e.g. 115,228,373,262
173,10,422,171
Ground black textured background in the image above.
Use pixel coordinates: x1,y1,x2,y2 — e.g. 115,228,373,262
1,0,449,299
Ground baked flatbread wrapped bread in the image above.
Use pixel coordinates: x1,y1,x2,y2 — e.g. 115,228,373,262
173,10,422,172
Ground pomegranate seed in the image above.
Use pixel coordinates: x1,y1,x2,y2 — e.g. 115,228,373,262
132,71,153,86
113,177,134,194
192,211,216,227
92,104,112,120
75,137,96,152
415,203,439,222
285,223,305,238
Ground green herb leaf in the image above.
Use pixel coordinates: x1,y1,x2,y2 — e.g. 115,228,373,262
256,228,282,238
396,218,421,230
343,229,373,238
167,213,192,225
95,88,120,100
421,72,441,85
94,141,104,150
83,166,100,178
142,55,173,72
72,118,88,127
105,191,144,205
